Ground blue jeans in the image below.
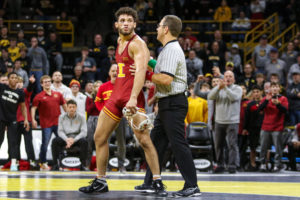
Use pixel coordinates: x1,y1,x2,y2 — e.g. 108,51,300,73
39,126,58,163
289,110,300,126
30,70,43,94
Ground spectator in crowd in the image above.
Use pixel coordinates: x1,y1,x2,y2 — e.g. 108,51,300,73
17,30,29,49
251,34,273,73
270,73,286,95
0,74,8,84
250,0,266,28
84,81,94,98
214,0,232,28
205,41,225,74
264,48,287,85
56,11,72,32
255,73,265,89
146,80,156,113
212,66,224,79
107,45,116,64
31,75,66,171
45,32,63,74
133,0,148,21
288,54,300,86
243,85,264,171
75,47,97,82
67,79,86,117
0,26,9,48
237,84,249,170
194,76,220,132
225,61,235,72
258,82,288,172
15,75,39,170
208,71,243,173
144,1,158,21
281,41,298,73
231,11,251,41
6,64,14,75
288,123,300,171
0,48,13,71
51,99,88,171
192,41,207,61
19,47,30,74
36,26,46,49
294,37,300,52
85,81,101,168
7,37,20,62
28,36,49,93
226,44,242,75
209,30,227,55
14,59,28,88
50,71,71,100
186,49,203,85
237,63,256,92
35,0,55,21
88,34,108,83
183,26,197,47
0,72,29,171
72,65,86,89
185,83,208,125
287,70,300,126
263,81,271,96
143,80,154,114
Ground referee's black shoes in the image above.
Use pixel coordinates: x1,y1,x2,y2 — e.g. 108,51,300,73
172,186,202,198
78,178,109,193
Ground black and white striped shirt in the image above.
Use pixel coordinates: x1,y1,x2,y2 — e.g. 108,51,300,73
155,40,187,98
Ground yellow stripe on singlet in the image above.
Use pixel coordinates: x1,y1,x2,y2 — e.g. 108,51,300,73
103,106,121,122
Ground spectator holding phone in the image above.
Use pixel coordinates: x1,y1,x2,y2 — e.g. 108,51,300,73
258,82,288,172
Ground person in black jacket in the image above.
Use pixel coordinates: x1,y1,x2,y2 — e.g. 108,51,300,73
45,32,63,74
287,71,300,126
88,34,108,83
243,85,264,171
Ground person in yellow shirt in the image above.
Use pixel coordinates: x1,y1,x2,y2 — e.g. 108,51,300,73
214,0,232,22
185,83,208,125
8,38,21,62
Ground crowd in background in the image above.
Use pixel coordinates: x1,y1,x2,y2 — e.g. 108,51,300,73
0,0,299,172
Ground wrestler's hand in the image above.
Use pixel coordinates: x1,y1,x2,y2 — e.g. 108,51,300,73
125,97,138,114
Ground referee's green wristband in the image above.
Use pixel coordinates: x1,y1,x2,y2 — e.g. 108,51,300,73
148,59,156,70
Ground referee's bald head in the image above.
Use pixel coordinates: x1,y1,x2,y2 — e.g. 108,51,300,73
162,15,182,37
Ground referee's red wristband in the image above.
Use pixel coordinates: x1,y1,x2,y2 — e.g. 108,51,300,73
146,71,154,81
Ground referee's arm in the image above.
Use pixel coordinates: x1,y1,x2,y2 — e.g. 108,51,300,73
151,73,173,85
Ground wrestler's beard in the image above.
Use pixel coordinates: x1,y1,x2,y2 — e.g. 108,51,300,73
119,27,134,36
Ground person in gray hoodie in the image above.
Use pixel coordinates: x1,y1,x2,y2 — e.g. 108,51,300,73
208,70,242,173
28,36,49,93
51,99,88,171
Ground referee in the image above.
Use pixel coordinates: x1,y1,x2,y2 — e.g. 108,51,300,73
135,15,201,197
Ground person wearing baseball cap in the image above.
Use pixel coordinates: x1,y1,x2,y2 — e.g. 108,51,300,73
265,47,287,85
252,34,273,73
288,54,300,85
67,79,86,117
36,26,46,48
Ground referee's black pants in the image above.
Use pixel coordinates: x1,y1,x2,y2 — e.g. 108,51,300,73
143,94,198,188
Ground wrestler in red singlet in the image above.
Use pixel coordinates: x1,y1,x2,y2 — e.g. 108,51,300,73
103,34,145,122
